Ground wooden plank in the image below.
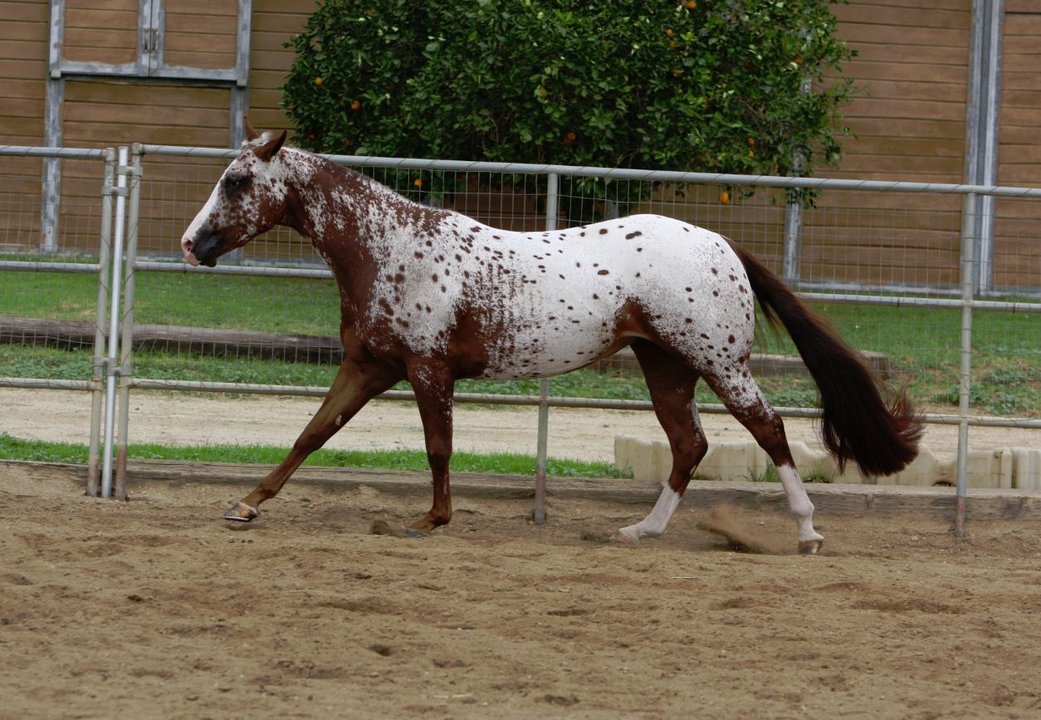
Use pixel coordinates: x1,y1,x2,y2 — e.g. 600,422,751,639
0,79,46,101
838,0,968,13
813,189,962,212
64,7,138,29
1004,36,1041,56
1005,14,1041,35
251,0,312,30
0,116,45,141
165,0,238,15
841,134,965,158
845,97,966,121
846,60,967,84
836,153,965,176
164,7,238,70
65,0,137,12
1002,69,1041,90
835,4,970,29
852,79,972,105
1,19,49,43
64,79,228,108
841,24,969,48
997,144,1041,164
0,0,50,22
988,199,1041,220
1002,89,1041,108
0,56,48,82
848,118,964,139
62,105,230,133
1001,124,1041,145
850,42,969,66
997,167,1041,186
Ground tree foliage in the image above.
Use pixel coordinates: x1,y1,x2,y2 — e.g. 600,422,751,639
282,0,854,214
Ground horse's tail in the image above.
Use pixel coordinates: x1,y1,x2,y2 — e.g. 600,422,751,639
726,238,923,476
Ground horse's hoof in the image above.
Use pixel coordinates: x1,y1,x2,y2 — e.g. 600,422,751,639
404,527,429,539
798,538,823,555
224,501,259,523
614,527,641,545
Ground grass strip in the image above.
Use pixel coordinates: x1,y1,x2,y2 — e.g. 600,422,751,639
0,433,627,478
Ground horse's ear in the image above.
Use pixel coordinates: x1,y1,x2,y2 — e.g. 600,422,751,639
243,116,259,141
256,130,287,162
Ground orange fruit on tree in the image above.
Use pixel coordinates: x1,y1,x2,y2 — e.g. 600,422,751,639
719,190,731,205
351,99,362,111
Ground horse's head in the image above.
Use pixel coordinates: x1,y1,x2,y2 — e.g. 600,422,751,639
180,121,290,267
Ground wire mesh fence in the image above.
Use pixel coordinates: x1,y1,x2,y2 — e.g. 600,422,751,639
0,146,113,390
1,142,1040,502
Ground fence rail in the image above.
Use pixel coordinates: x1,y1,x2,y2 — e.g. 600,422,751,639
2,143,1040,533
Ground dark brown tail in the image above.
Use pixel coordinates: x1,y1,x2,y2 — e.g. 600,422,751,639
727,239,923,476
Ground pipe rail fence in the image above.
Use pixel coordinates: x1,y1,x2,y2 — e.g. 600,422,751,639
2,143,1041,534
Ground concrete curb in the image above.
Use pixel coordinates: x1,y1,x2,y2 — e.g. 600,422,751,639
615,434,1041,490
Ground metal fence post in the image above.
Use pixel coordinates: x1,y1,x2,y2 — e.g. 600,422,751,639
955,191,978,538
114,144,143,502
964,0,1004,294
533,172,560,525
87,148,117,497
100,146,130,499
782,197,803,284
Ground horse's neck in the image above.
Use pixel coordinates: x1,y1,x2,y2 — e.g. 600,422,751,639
284,152,445,295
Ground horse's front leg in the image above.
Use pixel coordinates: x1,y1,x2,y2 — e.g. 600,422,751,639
224,358,400,521
405,359,455,535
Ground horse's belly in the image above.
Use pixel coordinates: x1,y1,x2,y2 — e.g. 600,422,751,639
477,323,619,380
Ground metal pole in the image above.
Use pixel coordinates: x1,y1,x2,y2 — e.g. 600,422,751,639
87,148,116,497
533,172,559,524
114,145,143,502
782,197,803,284
955,192,977,538
100,146,129,499
965,0,1004,294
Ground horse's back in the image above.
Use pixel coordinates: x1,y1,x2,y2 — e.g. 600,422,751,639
461,213,755,379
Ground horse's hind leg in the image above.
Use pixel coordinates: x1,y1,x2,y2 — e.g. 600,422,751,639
617,340,708,544
224,357,400,521
404,358,456,536
705,366,824,554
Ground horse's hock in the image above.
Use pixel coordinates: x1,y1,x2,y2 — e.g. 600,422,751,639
614,435,1041,490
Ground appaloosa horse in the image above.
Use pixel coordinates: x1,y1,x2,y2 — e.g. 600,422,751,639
181,121,922,554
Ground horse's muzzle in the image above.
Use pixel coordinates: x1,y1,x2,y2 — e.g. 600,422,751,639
182,232,221,267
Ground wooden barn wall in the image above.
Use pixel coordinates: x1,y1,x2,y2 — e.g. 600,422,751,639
0,0,50,250
1,0,48,145
0,0,1038,290
992,1,1041,291
798,0,972,289
248,0,312,133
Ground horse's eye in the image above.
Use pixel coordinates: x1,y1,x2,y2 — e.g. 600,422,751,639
224,174,249,193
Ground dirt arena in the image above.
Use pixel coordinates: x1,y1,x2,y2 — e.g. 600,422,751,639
4,455,1041,720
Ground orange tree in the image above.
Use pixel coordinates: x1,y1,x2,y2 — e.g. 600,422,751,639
282,0,854,221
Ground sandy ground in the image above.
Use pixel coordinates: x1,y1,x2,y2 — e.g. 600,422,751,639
3,460,1041,720
3,388,1041,719
2,388,1039,464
